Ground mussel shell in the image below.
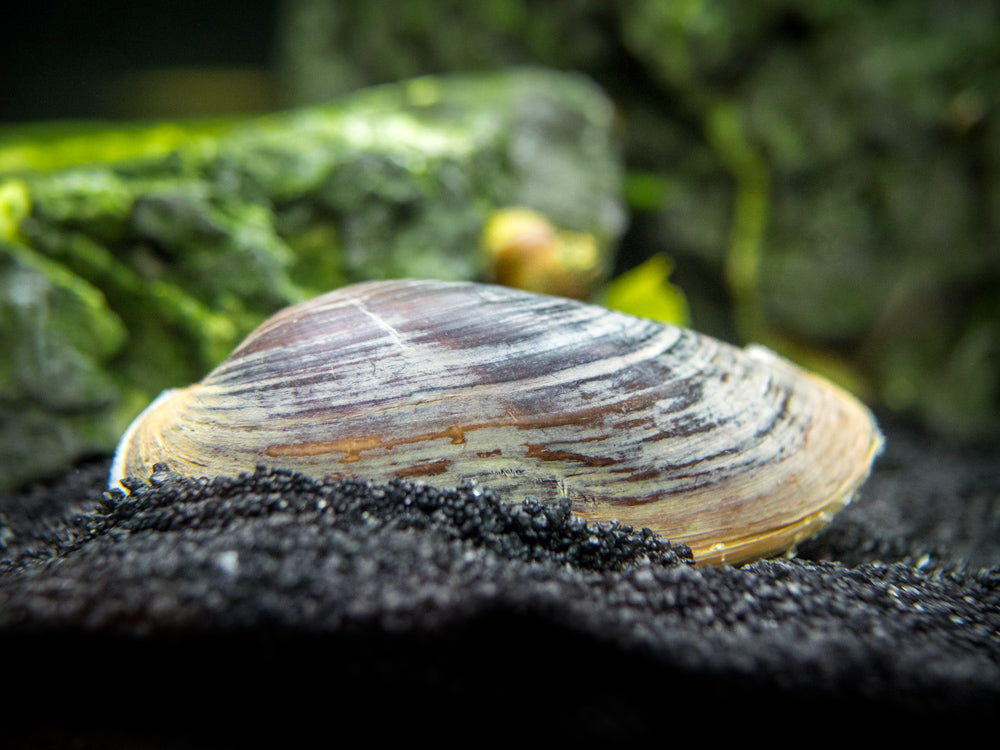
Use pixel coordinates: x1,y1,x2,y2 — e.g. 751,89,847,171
111,279,882,564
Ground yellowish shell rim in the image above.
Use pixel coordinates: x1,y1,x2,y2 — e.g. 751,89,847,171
691,432,884,565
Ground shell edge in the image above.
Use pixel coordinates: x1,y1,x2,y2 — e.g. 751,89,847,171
108,388,179,491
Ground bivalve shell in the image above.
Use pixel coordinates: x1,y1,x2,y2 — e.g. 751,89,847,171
111,279,882,565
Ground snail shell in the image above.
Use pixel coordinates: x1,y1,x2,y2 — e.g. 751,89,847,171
111,279,882,565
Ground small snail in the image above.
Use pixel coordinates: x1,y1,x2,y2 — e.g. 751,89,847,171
111,279,882,565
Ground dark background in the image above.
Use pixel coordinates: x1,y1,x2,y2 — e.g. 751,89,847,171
1,1,281,121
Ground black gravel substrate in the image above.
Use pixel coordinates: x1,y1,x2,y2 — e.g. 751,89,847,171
1,413,997,746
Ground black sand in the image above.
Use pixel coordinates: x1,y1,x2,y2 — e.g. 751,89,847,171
1,413,997,745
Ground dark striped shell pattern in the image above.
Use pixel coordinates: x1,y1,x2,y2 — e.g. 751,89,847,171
110,279,883,565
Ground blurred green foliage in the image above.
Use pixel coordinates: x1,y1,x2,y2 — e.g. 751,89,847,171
276,0,1000,436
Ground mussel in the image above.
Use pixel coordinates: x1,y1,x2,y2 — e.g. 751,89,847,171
110,279,882,565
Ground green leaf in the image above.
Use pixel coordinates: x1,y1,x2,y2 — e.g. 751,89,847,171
603,255,689,326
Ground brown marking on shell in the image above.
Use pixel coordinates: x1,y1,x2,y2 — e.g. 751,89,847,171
266,435,384,462
613,416,656,431
394,459,452,479
621,469,661,482
524,444,619,467
110,279,883,565
266,423,468,462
